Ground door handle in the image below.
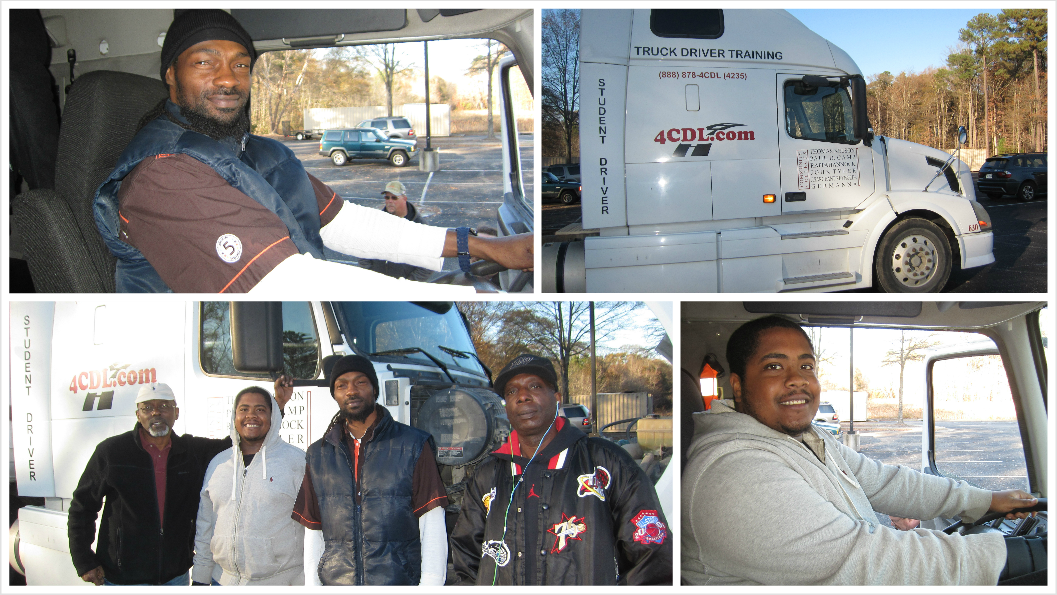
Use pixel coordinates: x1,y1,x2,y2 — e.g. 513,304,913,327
785,192,807,202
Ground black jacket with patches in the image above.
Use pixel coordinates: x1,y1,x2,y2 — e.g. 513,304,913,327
68,424,230,584
450,419,672,585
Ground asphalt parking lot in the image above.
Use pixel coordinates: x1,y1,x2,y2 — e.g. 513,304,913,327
279,133,535,269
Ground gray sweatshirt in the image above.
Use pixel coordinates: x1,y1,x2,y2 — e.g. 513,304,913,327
681,400,1006,586
193,394,306,585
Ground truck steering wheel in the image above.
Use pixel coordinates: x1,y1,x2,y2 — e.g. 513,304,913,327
942,498,1047,535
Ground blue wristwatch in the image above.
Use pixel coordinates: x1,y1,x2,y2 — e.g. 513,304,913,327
456,227,477,273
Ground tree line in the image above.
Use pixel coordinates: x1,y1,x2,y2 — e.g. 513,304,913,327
248,41,509,136
542,9,1047,162
868,9,1047,155
457,302,672,411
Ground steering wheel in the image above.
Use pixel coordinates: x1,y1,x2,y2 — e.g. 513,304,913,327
943,498,1047,535
428,259,531,292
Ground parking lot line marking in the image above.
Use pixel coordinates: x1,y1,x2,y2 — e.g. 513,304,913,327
420,171,435,205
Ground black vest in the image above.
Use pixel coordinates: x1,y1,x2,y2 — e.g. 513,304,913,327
305,407,430,585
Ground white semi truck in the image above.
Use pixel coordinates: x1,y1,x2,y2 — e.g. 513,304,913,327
544,9,995,293
7,301,510,585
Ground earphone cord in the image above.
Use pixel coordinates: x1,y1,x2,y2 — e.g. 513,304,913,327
490,404,559,586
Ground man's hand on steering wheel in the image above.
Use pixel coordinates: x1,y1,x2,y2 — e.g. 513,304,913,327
990,490,1039,520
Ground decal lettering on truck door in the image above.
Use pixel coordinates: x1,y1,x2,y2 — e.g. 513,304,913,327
796,148,861,190
653,123,756,158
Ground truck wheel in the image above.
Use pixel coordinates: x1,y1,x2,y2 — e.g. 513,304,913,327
1017,181,1036,202
390,150,408,167
296,132,304,141
559,190,575,205
875,218,952,293
331,152,347,166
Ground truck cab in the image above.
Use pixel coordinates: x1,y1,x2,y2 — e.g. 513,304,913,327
681,301,1048,584
546,9,994,293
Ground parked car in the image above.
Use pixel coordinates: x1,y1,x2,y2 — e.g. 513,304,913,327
356,116,416,140
976,152,1048,201
561,403,592,433
815,402,839,424
545,163,580,182
542,171,581,204
319,128,416,167
813,402,840,435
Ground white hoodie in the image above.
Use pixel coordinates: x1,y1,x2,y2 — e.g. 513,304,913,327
193,393,306,585
682,400,1005,586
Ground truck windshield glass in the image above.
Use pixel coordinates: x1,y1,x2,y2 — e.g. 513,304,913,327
335,302,486,376
200,302,320,379
784,81,857,144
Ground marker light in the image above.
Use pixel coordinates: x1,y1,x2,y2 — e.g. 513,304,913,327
763,194,776,203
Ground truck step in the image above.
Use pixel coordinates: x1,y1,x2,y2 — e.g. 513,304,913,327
780,271,856,290
780,229,850,240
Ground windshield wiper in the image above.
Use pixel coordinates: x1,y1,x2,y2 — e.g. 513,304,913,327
369,347,455,383
438,345,493,384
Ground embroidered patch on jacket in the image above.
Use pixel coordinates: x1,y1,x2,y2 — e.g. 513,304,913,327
527,484,540,499
630,510,666,545
215,233,243,263
576,465,611,501
547,514,587,553
482,540,511,567
482,487,496,515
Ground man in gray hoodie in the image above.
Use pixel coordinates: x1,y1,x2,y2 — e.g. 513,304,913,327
192,387,306,585
682,315,1042,586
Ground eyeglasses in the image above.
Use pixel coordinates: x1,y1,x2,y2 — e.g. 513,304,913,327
383,194,400,200
138,402,174,414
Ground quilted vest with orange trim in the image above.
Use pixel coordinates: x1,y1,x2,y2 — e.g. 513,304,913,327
305,406,430,586
93,100,325,292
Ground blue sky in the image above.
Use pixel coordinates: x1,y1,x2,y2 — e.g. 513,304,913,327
786,9,1001,79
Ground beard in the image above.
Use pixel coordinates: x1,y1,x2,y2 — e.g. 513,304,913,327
740,389,815,437
338,397,376,424
172,79,250,141
146,418,172,437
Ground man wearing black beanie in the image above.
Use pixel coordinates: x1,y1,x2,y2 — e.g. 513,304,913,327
93,10,532,293
288,355,450,585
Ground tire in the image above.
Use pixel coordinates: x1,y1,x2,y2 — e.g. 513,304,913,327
389,150,408,167
296,132,304,141
1017,181,1036,202
559,190,575,205
331,151,347,166
874,218,952,293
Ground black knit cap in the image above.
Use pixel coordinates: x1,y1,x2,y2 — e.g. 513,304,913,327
160,9,257,82
494,353,558,397
326,355,379,397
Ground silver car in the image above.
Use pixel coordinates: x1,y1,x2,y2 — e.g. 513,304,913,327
356,116,416,141
561,404,592,433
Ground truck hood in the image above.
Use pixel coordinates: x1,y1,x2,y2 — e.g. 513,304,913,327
883,137,973,198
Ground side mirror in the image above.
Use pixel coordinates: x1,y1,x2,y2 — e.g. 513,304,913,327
230,302,284,374
850,76,873,147
958,126,967,146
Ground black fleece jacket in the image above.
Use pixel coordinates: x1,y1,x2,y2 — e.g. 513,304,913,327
67,424,230,585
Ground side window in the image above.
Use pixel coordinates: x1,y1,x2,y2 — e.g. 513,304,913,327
372,119,386,128
395,119,411,128
928,351,1028,492
345,131,358,142
360,131,374,142
200,302,320,379
569,165,580,176
324,131,340,142
784,81,856,144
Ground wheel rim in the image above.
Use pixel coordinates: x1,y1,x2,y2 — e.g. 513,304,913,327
393,154,405,165
1022,185,1034,200
889,233,939,287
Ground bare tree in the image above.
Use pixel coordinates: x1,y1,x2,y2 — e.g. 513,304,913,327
359,44,411,116
468,40,508,139
803,326,835,380
881,331,939,424
542,9,580,162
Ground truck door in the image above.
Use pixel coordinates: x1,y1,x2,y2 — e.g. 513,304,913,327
777,74,874,213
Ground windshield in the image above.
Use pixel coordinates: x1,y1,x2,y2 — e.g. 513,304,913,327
334,302,486,377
